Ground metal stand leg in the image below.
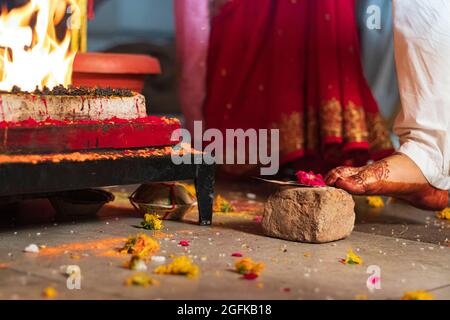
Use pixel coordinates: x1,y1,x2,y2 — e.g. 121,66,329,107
195,163,215,225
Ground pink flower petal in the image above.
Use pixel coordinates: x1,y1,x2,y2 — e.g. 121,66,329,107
179,240,190,247
242,273,258,280
253,216,263,223
231,252,243,257
296,170,326,187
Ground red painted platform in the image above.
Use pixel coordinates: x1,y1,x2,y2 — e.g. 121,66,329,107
0,116,180,154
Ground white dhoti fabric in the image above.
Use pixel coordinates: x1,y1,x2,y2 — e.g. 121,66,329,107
393,0,450,190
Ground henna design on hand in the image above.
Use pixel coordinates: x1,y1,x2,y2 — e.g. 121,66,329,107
352,160,390,187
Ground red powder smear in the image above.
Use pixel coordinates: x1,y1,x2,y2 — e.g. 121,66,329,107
242,273,259,280
296,170,327,187
179,240,190,247
231,252,243,257
0,116,180,129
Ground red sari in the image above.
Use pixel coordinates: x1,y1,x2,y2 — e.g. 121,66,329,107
203,0,393,175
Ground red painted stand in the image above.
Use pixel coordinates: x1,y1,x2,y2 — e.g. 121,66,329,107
0,116,180,154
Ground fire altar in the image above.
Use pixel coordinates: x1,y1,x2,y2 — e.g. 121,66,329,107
0,0,214,225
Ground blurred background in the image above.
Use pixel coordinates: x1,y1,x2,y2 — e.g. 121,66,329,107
89,0,178,115
86,0,399,137
0,0,399,144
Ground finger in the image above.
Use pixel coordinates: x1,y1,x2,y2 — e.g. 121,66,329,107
325,170,342,186
335,176,366,194
325,167,359,186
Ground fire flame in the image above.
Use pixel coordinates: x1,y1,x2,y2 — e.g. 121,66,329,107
0,0,78,92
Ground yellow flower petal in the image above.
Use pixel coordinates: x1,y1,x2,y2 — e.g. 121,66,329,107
42,287,57,299
402,290,434,300
341,248,363,265
141,213,163,230
154,256,200,279
366,196,384,208
213,195,235,213
119,233,160,258
125,273,159,287
234,257,265,276
436,208,450,220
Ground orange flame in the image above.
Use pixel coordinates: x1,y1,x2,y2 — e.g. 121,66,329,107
0,0,78,92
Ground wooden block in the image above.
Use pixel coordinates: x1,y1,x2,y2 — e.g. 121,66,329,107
0,92,147,122
0,116,180,154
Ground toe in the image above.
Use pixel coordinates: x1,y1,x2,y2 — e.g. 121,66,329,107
335,176,366,194
325,167,359,186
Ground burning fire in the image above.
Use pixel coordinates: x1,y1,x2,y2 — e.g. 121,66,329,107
0,0,78,92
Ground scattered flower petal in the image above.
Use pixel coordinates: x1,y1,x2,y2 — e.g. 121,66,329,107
253,216,263,223
179,240,190,247
235,258,265,276
126,256,148,271
141,213,163,230
24,244,39,253
231,252,243,257
436,208,450,220
154,256,200,279
246,193,256,200
119,234,160,258
402,290,434,300
340,248,363,265
42,287,57,299
125,273,159,287
242,273,258,280
151,256,166,264
296,171,326,187
366,196,385,208
213,195,235,213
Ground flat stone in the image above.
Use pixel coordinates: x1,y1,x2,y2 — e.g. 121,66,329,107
262,187,355,243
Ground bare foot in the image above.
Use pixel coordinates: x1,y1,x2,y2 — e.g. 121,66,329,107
325,154,449,211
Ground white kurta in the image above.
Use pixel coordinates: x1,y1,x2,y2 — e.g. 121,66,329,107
393,0,450,190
